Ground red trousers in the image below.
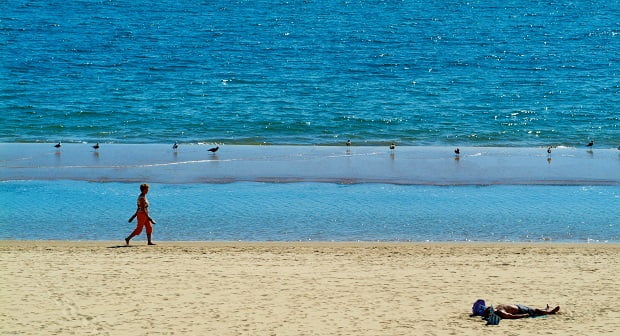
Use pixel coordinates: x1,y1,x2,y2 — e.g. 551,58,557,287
130,212,152,236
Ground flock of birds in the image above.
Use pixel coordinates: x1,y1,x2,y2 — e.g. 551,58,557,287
344,139,609,156
53,141,220,154
53,139,617,155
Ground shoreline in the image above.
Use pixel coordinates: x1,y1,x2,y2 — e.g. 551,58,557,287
2,240,618,335
2,239,620,247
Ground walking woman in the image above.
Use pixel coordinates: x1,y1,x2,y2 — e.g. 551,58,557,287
125,183,156,246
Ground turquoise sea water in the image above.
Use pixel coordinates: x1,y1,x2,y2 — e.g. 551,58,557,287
1,181,618,242
1,0,619,242
1,0,618,146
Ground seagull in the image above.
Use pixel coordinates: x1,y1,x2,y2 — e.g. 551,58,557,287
346,139,351,146
172,142,179,150
547,146,552,155
54,142,61,149
208,146,219,153
92,142,100,150
586,140,594,147
389,143,395,151
454,148,460,155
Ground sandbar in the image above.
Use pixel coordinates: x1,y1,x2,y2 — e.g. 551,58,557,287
1,143,619,184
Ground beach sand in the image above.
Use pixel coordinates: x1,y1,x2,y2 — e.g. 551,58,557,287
1,241,619,335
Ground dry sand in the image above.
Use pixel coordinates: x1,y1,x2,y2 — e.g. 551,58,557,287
1,241,619,335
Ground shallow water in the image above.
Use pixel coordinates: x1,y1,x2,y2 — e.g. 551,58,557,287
1,181,618,242
2,143,619,185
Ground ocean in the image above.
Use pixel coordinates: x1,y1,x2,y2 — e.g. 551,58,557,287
1,0,619,242
1,0,618,146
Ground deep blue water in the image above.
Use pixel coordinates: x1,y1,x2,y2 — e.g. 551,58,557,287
1,0,619,146
1,181,618,242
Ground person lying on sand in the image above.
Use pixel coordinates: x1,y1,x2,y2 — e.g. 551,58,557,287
471,299,559,325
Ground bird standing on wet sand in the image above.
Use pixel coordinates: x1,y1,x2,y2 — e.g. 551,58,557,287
389,143,395,151
454,148,460,155
346,139,351,146
54,142,61,149
172,142,178,150
208,146,219,154
586,140,594,147
547,146,552,155
92,142,100,150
